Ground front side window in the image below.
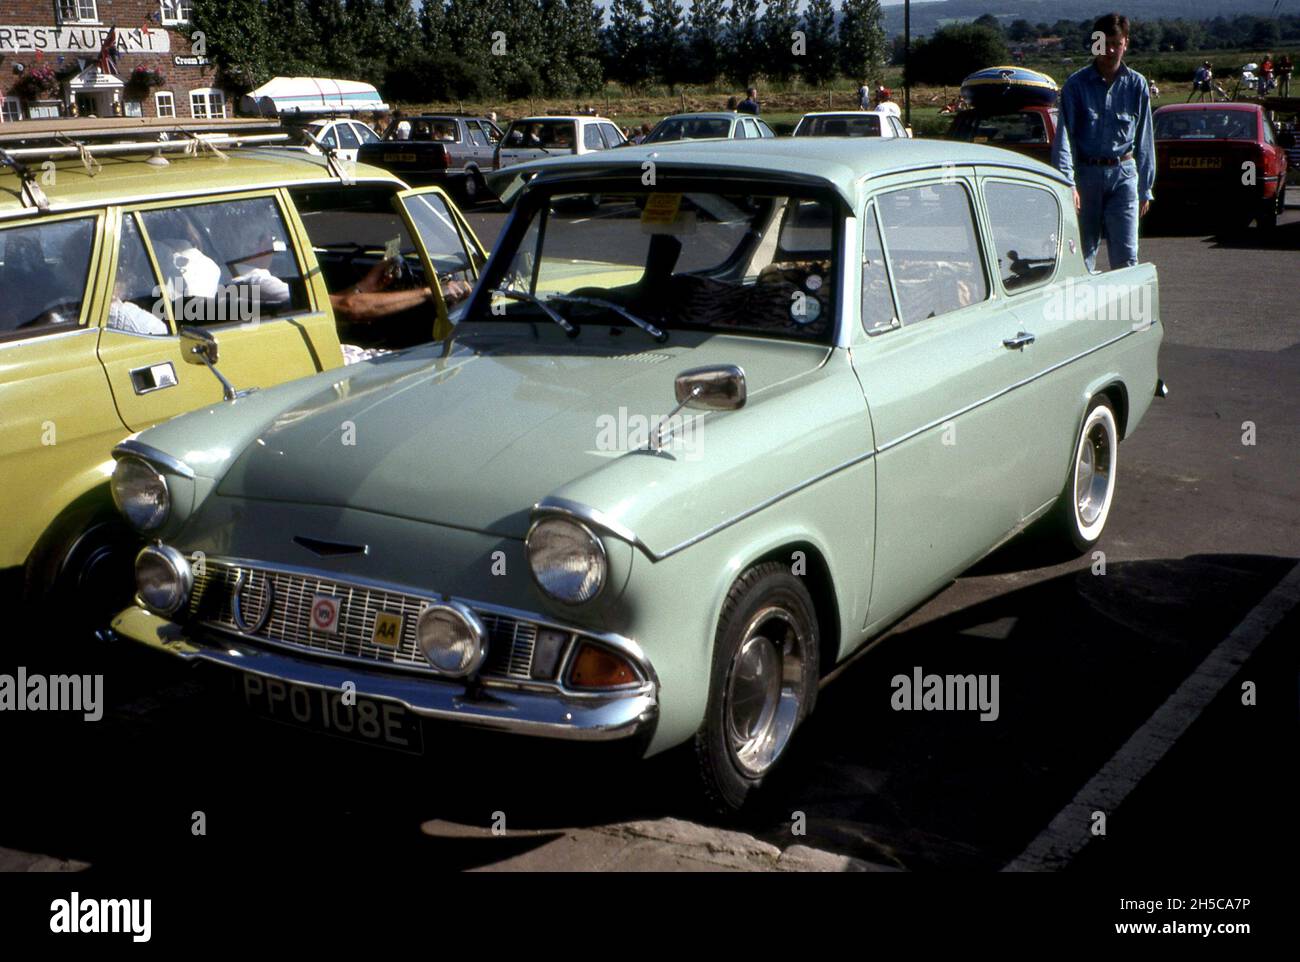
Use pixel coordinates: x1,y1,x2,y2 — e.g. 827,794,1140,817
861,205,898,334
335,123,360,150
154,91,175,118
876,181,987,324
108,215,170,336
599,124,623,148
983,181,1060,293
467,122,488,147
190,88,226,119
398,191,476,281
139,197,308,326
0,217,97,338
354,123,380,145
160,0,192,24
482,188,838,342
57,0,98,23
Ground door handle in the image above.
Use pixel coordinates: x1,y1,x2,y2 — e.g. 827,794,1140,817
1002,332,1036,351
129,362,178,395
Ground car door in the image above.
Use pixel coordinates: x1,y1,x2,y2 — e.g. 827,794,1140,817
392,186,489,339
0,210,127,571
333,121,362,163
850,173,1031,632
465,121,493,170
97,193,340,432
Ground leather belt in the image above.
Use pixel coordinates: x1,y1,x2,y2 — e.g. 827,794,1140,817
1082,153,1134,166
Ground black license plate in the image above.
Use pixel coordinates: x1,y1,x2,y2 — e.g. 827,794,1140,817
235,672,423,753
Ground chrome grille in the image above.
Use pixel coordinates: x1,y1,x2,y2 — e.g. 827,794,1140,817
189,561,541,680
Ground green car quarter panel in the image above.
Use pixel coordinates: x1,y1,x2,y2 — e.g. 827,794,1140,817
111,139,1162,758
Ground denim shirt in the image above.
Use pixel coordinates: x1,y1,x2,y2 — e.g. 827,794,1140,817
1052,63,1156,202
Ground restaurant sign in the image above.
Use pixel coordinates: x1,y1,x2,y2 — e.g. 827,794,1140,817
0,26,171,55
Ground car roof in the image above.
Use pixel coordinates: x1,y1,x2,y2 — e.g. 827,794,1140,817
1155,103,1260,114
799,112,885,119
658,112,743,121
507,115,611,124
493,138,1068,207
0,149,403,220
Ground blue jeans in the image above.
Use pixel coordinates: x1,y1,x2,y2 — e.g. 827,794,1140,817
1076,162,1139,271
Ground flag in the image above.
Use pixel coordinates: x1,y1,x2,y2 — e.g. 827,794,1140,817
97,26,120,76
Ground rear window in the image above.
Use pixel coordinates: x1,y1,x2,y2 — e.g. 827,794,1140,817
646,118,731,142
1155,110,1256,141
969,112,1047,145
798,115,882,137
503,120,576,150
0,217,97,338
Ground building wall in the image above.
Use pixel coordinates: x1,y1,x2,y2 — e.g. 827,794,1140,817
0,0,227,121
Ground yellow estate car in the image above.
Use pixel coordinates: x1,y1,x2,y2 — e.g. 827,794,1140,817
0,118,485,623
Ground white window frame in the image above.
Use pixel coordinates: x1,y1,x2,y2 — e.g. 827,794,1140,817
159,0,193,26
154,91,176,118
1,97,22,124
189,88,226,119
57,0,100,25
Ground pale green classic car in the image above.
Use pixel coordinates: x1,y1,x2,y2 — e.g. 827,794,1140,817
110,139,1164,810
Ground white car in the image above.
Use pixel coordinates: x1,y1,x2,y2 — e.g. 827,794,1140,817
793,111,911,139
495,116,627,169
643,112,777,144
291,118,382,162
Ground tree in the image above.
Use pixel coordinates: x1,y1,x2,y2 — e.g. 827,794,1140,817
1008,19,1036,43
800,0,838,87
190,0,279,92
683,0,726,86
1127,19,1162,54
838,0,887,89
761,0,801,83
724,0,764,88
905,24,1009,87
973,14,1002,36
646,0,685,87
606,0,651,88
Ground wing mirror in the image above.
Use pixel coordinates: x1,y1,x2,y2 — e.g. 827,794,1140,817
675,365,747,412
180,327,247,401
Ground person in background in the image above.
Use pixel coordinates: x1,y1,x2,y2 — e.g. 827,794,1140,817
638,122,652,143
1052,12,1155,272
737,87,760,115
858,80,872,110
1188,62,1213,102
874,88,901,118
725,95,738,111
1279,55,1294,98
1260,54,1274,96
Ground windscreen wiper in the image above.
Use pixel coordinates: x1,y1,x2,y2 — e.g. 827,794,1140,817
489,289,579,337
547,294,667,343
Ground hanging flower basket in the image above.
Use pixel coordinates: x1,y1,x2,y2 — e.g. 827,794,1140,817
127,66,166,91
14,64,58,98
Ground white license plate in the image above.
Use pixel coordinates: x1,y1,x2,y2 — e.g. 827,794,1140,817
237,673,423,753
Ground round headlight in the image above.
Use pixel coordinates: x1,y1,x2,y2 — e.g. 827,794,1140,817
135,544,193,617
526,516,607,605
416,602,487,677
112,456,170,532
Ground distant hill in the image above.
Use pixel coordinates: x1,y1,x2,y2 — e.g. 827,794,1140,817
882,0,1294,37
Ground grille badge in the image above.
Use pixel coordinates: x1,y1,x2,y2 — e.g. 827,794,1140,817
231,568,274,634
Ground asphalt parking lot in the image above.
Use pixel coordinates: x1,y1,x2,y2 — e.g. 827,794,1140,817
1,202,1296,874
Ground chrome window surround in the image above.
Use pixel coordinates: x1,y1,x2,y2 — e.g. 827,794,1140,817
180,556,656,700
112,438,196,479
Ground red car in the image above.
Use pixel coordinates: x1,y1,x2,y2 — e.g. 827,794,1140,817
1153,102,1292,229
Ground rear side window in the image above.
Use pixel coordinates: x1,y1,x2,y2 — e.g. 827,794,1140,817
584,124,604,150
335,123,360,150
140,196,310,327
0,217,97,338
983,181,1060,292
877,182,987,324
733,122,749,139
319,126,339,149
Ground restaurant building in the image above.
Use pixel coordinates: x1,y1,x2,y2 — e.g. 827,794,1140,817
0,1,227,122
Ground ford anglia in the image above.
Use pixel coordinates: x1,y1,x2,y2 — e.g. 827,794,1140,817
109,139,1164,810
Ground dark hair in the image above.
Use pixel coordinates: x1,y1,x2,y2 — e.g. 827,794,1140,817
1093,13,1129,38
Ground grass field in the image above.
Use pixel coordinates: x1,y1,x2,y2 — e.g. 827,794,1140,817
397,51,1297,138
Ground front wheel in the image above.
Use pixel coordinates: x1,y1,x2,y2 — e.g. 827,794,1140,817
693,562,819,813
1051,397,1120,553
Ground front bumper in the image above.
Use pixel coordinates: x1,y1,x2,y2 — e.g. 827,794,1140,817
110,606,658,743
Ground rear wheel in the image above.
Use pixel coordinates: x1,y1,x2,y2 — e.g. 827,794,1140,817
1258,183,1285,230
1051,397,1119,553
461,170,481,204
692,562,819,813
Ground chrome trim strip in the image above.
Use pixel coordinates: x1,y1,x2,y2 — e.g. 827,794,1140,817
875,326,1142,454
112,438,197,479
533,497,645,551
0,326,96,348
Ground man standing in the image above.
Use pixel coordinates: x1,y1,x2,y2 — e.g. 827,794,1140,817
737,87,760,115
874,88,901,118
1052,12,1155,271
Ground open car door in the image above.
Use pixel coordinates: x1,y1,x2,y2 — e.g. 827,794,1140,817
392,186,487,340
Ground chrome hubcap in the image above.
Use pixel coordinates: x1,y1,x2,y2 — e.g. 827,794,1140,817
724,607,806,777
1075,418,1113,526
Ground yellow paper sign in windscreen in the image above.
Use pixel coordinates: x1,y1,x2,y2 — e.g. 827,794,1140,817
641,193,683,225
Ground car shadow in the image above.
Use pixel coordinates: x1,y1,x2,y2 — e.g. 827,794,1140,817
0,552,1292,871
